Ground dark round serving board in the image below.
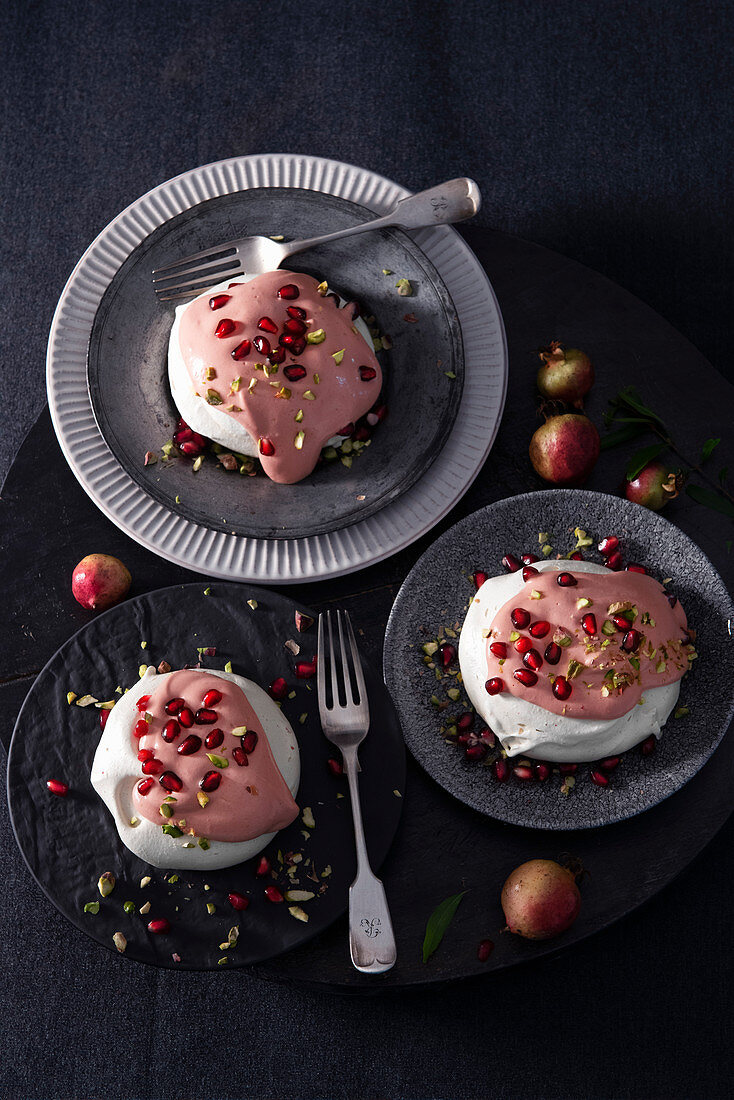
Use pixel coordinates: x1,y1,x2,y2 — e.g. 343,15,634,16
2,227,733,992
87,187,464,539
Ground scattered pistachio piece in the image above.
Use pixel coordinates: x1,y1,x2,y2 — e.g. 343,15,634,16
161,823,183,838
231,725,248,737
530,590,543,600
247,599,258,610
144,450,157,466
140,876,151,889
66,691,77,705
198,837,210,850
160,803,173,819
97,872,116,898
83,901,100,915
316,281,328,296
75,695,97,707
206,902,216,915
332,349,345,364
224,660,233,673
196,792,210,809
294,430,306,450
301,806,316,829
294,408,304,423
192,456,203,472
139,901,151,915
395,278,413,296
206,388,223,405
112,932,127,953
306,329,326,344
288,905,309,922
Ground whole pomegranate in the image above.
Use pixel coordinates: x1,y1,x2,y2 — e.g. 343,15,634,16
536,341,594,406
529,413,600,486
72,554,132,611
501,858,581,940
625,461,679,511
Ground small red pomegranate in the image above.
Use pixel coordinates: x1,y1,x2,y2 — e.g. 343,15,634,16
71,554,131,611
625,461,679,511
536,341,594,406
501,859,581,940
529,414,600,486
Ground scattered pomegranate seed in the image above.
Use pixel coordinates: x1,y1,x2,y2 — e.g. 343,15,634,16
601,756,620,771
552,676,572,701
159,771,183,792
161,719,181,743
544,642,562,664
522,565,539,581
458,732,473,747
195,707,217,725
205,728,223,749
177,734,202,756
667,593,678,608
513,764,534,780
465,744,487,761
147,918,171,934
477,938,495,962
611,614,631,631
582,613,597,636
485,677,504,695
99,709,110,730
253,335,271,355
367,402,388,425
494,758,509,781
165,697,185,715
523,648,543,672
556,572,577,587
209,294,231,310
258,316,278,334
521,553,539,565
178,706,195,728
529,620,550,638
514,636,533,654
510,607,530,629
622,629,641,652
242,731,258,754
269,677,288,700
502,553,522,573
477,728,495,747
456,713,474,731
489,641,507,659
439,642,457,667
337,422,355,437
214,318,236,338
277,283,300,300
229,338,251,361
359,366,377,381
137,749,155,762
569,551,584,560
137,777,155,795
559,763,578,774
228,892,250,911
598,535,619,556
202,689,222,708
180,440,205,456
295,657,317,679
134,719,149,738
283,364,307,382
46,779,68,797
255,857,271,877
283,317,307,336
626,563,646,573
287,305,307,319
232,747,249,766
269,346,286,364
513,668,538,687
605,550,623,571
265,886,284,903
259,437,276,456
136,695,152,712
640,735,657,756
199,771,221,792
327,758,343,776
590,769,609,787
534,762,551,781
174,427,193,444
142,759,162,775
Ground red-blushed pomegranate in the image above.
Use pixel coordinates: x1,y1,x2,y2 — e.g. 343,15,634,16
501,859,581,940
536,341,594,406
529,414,600,486
625,461,679,511
71,554,131,611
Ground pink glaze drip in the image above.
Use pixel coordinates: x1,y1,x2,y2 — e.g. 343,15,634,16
485,571,691,719
132,670,298,843
177,270,381,483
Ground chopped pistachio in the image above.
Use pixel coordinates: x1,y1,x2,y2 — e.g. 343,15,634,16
97,872,116,898
192,455,203,472
313,372,320,384
332,349,345,364
224,660,233,673
306,328,326,344
422,641,439,656
395,278,413,296
509,631,520,643
294,430,306,450
567,659,583,680
205,366,216,382
139,901,151,915
444,371,456,379
247,378,257,394
231,725,248,737
674,704,690,718
247,599,258,610
66,691,77,705
301,806,316,829
206,388,223,405
288,905,309,922
601,619,616,636
206,902,216,915
75,694,97,707
160,803,173,819
316,281,328,296
541,543,553,557
206,753,228,768
285,889,315,902
161,440,175,458
112,932,127,953
530,590,543,600
576,597,592,609
447,687,461,701
553,629,572,647
83,902,99,915
382,268,393,275
322,446,338,460
196,792,210,809
274,386,291,399
303,389,315,400
299,712,308,724
341,455,353,468
198,837,210,851
140,876,151,889
161,823,183,838
138,664,148,678
294,408,304,423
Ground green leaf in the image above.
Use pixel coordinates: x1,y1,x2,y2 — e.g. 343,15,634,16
422,891,466,963
600,424,648,451
686,484,734,520
719,467,729,487
625,443,666,481
615,386,667,429
701,438,721,463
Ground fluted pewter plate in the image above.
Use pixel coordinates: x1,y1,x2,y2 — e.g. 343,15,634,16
47,155,507,582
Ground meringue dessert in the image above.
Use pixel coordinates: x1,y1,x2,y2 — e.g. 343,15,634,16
91,667,300,869
168,270,382,484
459,560,692,762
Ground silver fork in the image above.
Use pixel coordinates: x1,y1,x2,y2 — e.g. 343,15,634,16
151,177,480,300
317,610,397,974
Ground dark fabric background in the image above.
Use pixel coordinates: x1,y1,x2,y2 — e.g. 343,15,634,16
1,2,732,1098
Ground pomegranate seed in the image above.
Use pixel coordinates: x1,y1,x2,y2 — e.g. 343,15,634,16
529,620,550,638
195,707,217,725
534,762,551,781
290,336,307,355
514,636,533,654
232,747,248,766
601,756,620,771
283,317,307,336
180,440,204,456
611,614,631,631
258,316,278,334
265,886,284,903
359,366,377,381
173,427,193,444
214,318,236,338
337,422,355,437
477,939,494,962
161,719,180,743
295,657,317,679
478,727,495,747
439,642,457,667
522,565,539,581
137,749,155,762
521,553,539,565
667,593,678,608
199,771,221,792
582,613,597,636
523,648,543,672
46,779,68,797
510,607,530,629
269,346,286,364
489,641,507,659
465,744,487,761
202,689,222,708
205,728,223,749
473,571,488,588
255,857,271,877
283,364,307,382
165,697,185,715
136,695,152,712
253,335,271,355
327,758,343,776
277,283,300,300
147,918,171,934
556,572,577,587
552,676,572,700
494,758,509,781
605,550,623,571
134,719,150,738
501,553,521,573
544,642,562,664
367,402,388,424
209,294,231,310
456,713,474,731
259,437,275,456
513,764,534,780
569,551,584,560
137,777,155,795
228,892,250,911
598,535,619,556
269,677,288,700
99,709,110,730
485,677,504,695
590,769,609,787
177,734,202,756
457,732,473,747
178,706,194,728
622,629,641,652
142,759,162,775
559,763,578,774
287,305,307,319
242,731,258,754
159,771,183,792
626,563,646,573
513,668,538,687
640,735,657,756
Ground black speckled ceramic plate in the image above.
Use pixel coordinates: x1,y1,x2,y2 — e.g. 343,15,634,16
87,187,464,539
7,583,405,970
384,490,734,830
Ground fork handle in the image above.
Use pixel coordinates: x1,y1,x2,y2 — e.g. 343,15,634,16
280,177,481,258
342,745,397,974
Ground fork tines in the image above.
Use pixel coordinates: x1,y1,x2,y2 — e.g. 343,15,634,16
317,610,367,716
152,242,243,299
